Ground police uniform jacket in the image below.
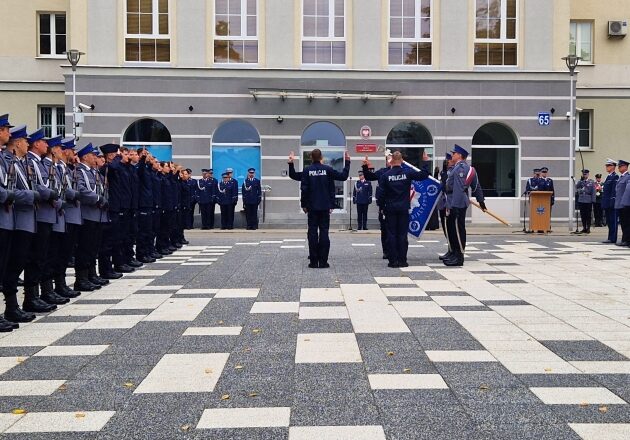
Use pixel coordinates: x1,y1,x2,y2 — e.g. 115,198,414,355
172,174,182,210
353,179,372,205
576,179,596,204
3,152,37,232
379,165,429,212
541,177,555,205
445,161,485,209
76,162,102,222
228,178,239,204
437,167,452,210
136,158,154,210
602,172,619,210
619,173,630,208
188,179,198,203
181,178,193,209
59,162,82,226
27,152,58,224
129,163,140,211
49,161,67,233
526,177,540,193
0,151,15,231
160,173,175,211
301,160,350,211
196,177,216,204
217,179,237,206
288,162,302,182
150,169,161,210
105,156,132,212
242,177,261,205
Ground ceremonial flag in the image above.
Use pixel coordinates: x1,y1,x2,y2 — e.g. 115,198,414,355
402,162,443,238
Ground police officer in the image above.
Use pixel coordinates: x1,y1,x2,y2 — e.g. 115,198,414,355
352,170,372,230
362,153,392,259
135,148,156,263
217,171,237,229
150,159,164,257
197,169,216,229
616,159,630,246
526,168,541,193
156,162,176,254
175,167,191,245
377,151,429,268
444,145,486,267
593,174,604,227
576,169,596,234
540,167,555,208
242,167,261,230
601,159,619,244
0,114,15,316
301,149,350,268
438,153,455,261
2,124,40,323
226,167,238,229
288,151,302,181
124,148,143,267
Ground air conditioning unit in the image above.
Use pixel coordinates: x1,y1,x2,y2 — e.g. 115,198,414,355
608,20,628,37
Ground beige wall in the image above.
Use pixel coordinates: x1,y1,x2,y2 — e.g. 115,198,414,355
0,91,65,129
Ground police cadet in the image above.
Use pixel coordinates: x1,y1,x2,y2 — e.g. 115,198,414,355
0,115,14,305
526,168,541,193
156,162,175,254
377,151,429,268
540,167,555,208
150,160,164,257
361,153,392,260
576,169,596,234
185,168,196,229
352,170,372,230
198,169,217,229
288,151,302,181
616,159,630,246
438,153,455,261
134,148,156,263
124,148,143,267
444,145,486,267
242,167,261,230
602,159,619,244
594,173,604,227
226,167,239,229
217,171,236,229
300,148,350,268
2,124,40,325
174,167,191,245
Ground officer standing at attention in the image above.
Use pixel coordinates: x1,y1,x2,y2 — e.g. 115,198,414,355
361,153,392,260
377,151,429,268
135,148,156,263
593,173,604,227
186,168,197,229
540,167,555,208
217,171,236,229
197,169,217,229
0,115,15,327
226,168,239,228
526,168,541,193
616,159,630,246
444,145,486,267
352,170,372,230
242,167,262,230
301,149,350,268
576,169,596,234
601,159,619,244
437,153,454,261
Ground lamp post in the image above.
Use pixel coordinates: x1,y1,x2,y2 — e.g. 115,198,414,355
64,49,84,139
562,54,581,232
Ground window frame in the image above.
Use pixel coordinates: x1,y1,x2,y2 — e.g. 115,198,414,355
570,20,594,65
39,106,66,138
301,0,347,68
576,109,593,151
37,12,67,58
470,145,520,198
387,0,433,69
124,0,171,64
473,0,519,67
213,0,260,66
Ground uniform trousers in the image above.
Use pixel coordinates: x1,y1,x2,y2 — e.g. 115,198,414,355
605,208,618,243
76,220,101,271
187,203,196,229
43,230,67,281
199,203,215,229
24,222,53,288
0,229,11,290
307,210,331,264
151,209,161,253
244,203,259,229
170,208,183,244
378,209,387,257
136,209,153,258
356,204,369,230
579,202,593,231
620,207,630,244
156,210,174,251
385,210,409,265
446,207,467,257
99,210,129,270
53,224,78,278
124,210,138,262
2,230,33,307
594,201,604,226
219,204,234,229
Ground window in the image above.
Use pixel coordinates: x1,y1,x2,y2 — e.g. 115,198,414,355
570,21,593,64
125,0,170,62
577,110,592,149
388,0,432,66
474,0,517,66
38,13,67,57
386,121,434,171
214,0,258,64
212,120,261,187
39,106,65,138
471,122,518,197
302,0,345,65
123,118,172,161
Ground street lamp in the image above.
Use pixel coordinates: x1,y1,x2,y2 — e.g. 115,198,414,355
562,54,581,232
64,49,85,139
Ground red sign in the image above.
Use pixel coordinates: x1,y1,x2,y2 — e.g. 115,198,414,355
355,143,378,153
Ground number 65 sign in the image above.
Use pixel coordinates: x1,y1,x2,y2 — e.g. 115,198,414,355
538,112,551,126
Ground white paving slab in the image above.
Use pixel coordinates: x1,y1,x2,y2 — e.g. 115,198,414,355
373,277,415,285
0,322,83,347
0,357,25,375
289,425,386,440
175,288,218,295
381,287,427,297
0,413,23,432
110,294,172,310
368,374,449,390
295,333,362,364
0,380,66,396
431,295,484,307
426,350,497,363
49,303,112,317
416,280,461,291
4,411,116,433
569,423,630,440
124,270,169,277
183,326,243,336
196,407,291,429
134,353,230,393
139,285,183,291
530,387,627,405
250,302,299,314
144,298,211,321
299,306,349,320
79,314,146,330
214,288,260,298
341,284,410,333
570,361,630,374
399,266,434,272
392,301,450,318
34,345,109,357
299,288,344,303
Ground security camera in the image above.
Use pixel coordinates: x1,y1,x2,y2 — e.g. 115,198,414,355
566,111,571,118
78,103,95,111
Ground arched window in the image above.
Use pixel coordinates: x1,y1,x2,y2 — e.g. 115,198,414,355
471,122,519,197
300,122,347,210
386,121,434,171
122,118,172,161
211,119,261,187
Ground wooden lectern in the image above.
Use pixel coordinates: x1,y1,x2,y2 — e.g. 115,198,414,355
528,191,553,233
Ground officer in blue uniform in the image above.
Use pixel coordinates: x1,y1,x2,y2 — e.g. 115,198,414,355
539,167,555,207
135,148,156,263
288,151,302,181
186,168,197,229
361,154,392,259
444,145,486,267
601,159,619,244
0,114,15,322
124,148,143,268
353,170,372,230
174,167,191,245
526,168,541,193
150,160,163,257
242,167,261,230
378,151,430,268
197,169,217,229
616,159,630,246
301,149,350,268
576,169,596,234
217,171,237,229
226,168,239,229
438,153,455,261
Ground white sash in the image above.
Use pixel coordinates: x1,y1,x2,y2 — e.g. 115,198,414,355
79,165,96,193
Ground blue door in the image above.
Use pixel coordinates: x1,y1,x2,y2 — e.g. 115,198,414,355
211,145,261,192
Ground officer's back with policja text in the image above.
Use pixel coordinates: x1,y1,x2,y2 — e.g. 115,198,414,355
301,162,350,211
380,165,430,211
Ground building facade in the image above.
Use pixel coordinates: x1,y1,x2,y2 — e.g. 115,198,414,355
3,0,628,226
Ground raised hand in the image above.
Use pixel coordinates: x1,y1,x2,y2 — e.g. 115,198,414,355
345,151,351,161
288,151,295,163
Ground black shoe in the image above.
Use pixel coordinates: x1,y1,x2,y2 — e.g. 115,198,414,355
159,249,173,255
319,262,330,268
89,276,109,286
443,256,464,267
23,298,57,313
602,240,614,244
41,292,71,305
55,284,81,298
74,279,97,292
168,245,178,252
114,265,135,273
439,251,452,261
151,253,163,259
382,254,388,260
616,242,628,247
0,317,14,332
101,271,123,280
127,259,144,268
139,256,156,264
308,262,319,269
388,262,399,268
5,307,36,323
399,261,409,268
181,239,189,245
